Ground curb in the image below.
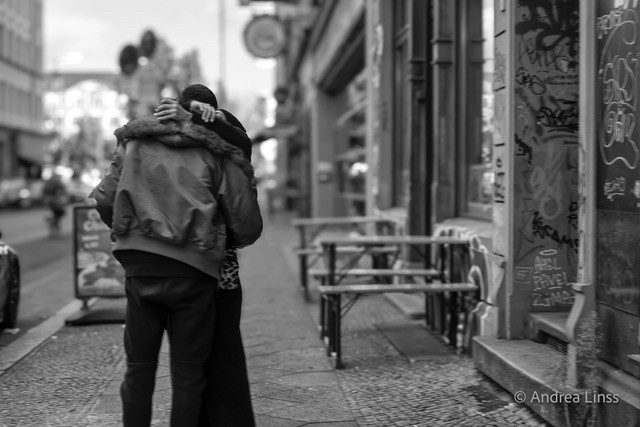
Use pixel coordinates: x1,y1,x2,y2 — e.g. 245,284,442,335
0,297,96,375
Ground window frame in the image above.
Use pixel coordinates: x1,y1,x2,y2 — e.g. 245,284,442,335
392,0,411,209
455,0,494,220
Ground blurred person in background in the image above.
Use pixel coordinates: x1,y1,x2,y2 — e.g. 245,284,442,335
42,173,68,238
155,84,257,427
90,84,262,427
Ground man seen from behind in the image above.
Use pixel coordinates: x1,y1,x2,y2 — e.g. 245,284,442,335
89,85,262,427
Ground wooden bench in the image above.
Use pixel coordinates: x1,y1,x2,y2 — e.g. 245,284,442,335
291,216,396,297
309,267,441,282
317,234,477,369
318,282,477,369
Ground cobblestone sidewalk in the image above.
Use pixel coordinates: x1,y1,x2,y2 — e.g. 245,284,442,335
0,215,550,426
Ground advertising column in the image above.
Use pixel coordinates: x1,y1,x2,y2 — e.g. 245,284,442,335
73,206,125,300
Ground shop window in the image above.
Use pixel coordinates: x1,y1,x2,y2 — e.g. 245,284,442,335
459,0,494,219
336,146,367,213
392,0,411,208
36,46,42,71
335,71,367,216
7,31,13,63
0,25,4,59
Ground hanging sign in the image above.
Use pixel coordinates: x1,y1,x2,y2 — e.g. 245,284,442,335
243,15,286,58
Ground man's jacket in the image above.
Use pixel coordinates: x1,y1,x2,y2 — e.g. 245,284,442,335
89,115,263,279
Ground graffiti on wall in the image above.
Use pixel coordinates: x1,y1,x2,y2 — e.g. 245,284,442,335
493,33,509,256
515,248,575,308
513,0,580,311
596,210,640,313
596,1,640,211
595,0,640,315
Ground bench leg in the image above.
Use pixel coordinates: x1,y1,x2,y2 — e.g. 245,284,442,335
437,293,446,335
372,253,389,284
332,294,343,369
299,254,309,297
424,292,429,329
325,294,335,356
448,292,459,349
319,293,326,340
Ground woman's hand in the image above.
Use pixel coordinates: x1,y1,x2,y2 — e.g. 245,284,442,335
214,110,226,122
154,98,192,123
189,101,217,123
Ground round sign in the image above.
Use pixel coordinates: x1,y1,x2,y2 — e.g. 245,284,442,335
243,15,286,59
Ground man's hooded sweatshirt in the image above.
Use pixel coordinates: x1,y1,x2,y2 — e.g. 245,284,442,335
90,115,263,280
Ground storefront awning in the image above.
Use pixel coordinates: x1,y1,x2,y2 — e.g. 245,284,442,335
17,132,51,166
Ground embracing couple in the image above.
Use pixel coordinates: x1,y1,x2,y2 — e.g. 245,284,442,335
90,84,261,426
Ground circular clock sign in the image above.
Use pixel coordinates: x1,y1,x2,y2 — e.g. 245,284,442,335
243,15,286,59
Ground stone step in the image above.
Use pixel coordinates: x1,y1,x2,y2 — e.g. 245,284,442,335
473,336,581,427
529,311,570,344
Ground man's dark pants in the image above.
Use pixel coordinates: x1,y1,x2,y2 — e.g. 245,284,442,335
121,275,217,427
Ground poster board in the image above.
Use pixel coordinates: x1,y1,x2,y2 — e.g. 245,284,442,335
73,206,125,299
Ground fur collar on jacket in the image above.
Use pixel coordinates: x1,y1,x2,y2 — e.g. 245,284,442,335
114,115,255,183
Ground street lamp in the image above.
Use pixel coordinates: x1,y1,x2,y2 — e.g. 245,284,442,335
218,0,227,105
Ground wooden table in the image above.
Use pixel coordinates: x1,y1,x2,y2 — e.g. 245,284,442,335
291,216,396,297
317,235,475,369
319,235,468,286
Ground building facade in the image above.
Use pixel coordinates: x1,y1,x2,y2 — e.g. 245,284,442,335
259,0,639,425
43,73,129,176
0,0,48,180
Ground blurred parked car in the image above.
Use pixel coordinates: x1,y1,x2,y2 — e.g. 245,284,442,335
27,180,46,206
0,178,31,209
0,229,20,330
66,179,93,203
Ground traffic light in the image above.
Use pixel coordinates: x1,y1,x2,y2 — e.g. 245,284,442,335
118,44,139,76
139,30,157,59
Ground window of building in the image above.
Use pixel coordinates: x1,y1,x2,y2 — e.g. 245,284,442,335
19,89,25,116
17,38,23,67
36,46,42,71
392,0,410,208
0,25,4,59
335,70,367,216
7,85,14,116
458,0,495,219
0,82,4,115
8,31,14,63
5,30,10,62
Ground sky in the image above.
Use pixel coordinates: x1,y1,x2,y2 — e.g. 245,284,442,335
43,0,275,113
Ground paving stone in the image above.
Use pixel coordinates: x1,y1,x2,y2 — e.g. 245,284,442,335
0,217,551,427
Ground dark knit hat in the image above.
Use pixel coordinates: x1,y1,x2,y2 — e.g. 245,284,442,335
178,84,218,110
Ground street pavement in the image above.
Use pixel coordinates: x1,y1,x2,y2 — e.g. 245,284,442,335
0,207,75,350
0,213,550,426
0,206,74,247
